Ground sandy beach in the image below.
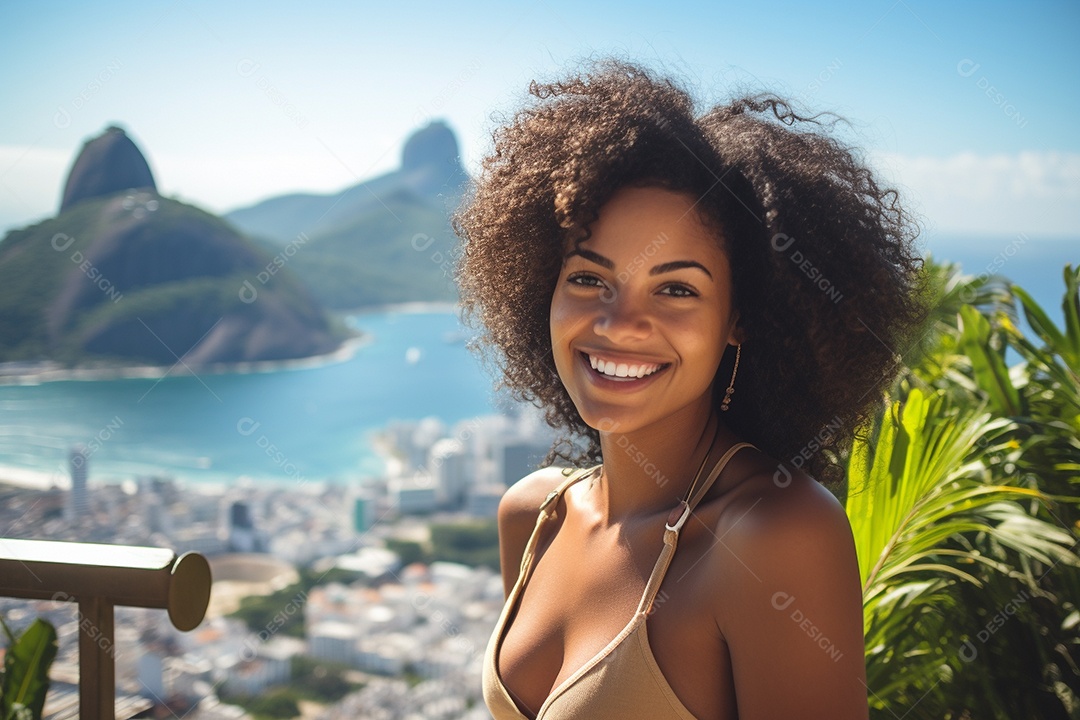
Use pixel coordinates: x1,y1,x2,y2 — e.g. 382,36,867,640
0,464,69,491
0,302,465,387
0,330,371,387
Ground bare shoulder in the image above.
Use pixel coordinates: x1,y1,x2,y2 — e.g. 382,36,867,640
716,465,854,555
497,465,573,528
495,466,576,597
709,466,859,602
706,466,869,718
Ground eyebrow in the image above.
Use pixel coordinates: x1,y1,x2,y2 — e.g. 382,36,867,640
567,249,714,280
650,260,713,279
567,248,614,270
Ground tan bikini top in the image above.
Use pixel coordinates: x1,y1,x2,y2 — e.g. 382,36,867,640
482,441,757,719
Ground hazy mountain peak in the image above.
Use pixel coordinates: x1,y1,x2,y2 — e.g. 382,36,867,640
226,121,469,258
0,125,347,367
401,120,462,173
60,125,157,213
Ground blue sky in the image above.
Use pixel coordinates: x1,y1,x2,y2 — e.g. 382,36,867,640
1,0,1077,244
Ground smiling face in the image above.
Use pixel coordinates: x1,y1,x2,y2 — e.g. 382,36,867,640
549,185,741,437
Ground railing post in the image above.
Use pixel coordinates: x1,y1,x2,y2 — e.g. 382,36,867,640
78,595,115,720
0,539,211,719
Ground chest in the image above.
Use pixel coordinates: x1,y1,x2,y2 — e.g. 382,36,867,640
496,515,737,719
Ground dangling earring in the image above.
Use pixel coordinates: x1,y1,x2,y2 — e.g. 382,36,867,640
720,343,741,412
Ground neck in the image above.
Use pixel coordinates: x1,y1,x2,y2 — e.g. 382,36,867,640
589,400,734,527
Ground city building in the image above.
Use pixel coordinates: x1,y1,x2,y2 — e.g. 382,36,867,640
66,444,90,522
389,472,438,515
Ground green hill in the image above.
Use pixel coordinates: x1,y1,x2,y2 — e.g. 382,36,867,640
0,124,350,368
245,188,460,309
226,120,466,309
0,191,348,366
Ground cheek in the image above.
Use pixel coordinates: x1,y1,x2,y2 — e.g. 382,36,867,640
548,292,576,374
678,314,730,384
688,339,724,384
704,345,727,386
548,289,600,398
548,289,582,351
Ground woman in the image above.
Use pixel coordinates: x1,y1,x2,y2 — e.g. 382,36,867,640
455,59,927,720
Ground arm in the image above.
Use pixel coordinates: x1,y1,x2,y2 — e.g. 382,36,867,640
495,467,567,599
715,473,869,719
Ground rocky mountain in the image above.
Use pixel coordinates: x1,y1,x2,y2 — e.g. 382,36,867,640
0,126,348,367
225,120,467,309
60,125,156,212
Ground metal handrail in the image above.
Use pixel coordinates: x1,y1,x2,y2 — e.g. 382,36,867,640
0,538,212,720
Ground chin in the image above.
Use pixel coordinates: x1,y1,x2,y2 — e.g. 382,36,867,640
574,404,650,436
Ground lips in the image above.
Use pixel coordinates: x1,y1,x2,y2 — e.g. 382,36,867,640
582,352,669,383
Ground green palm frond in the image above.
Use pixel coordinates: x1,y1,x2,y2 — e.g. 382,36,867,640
1013,264,1080,373
957,305,1023,417
848,387,1024,592
846,386,1079,711
1002,268,1080,435
854,261,1080,717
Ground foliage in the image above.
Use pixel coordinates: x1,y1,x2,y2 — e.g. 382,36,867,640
385,538,426,567
0,192,347,364
290,656,357,701
218,657,359,718
242,190,459,310
0,201,100,361
384,520,500,569
853,260,1080,718
0,617,58,720
218,687,299,720
230,590,306,640
428,519,500,569
244,692,300,720
229,566,363,637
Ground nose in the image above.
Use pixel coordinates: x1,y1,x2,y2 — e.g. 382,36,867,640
593,288,652,341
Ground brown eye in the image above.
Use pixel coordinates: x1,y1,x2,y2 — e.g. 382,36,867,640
659,283,697,298
567,272,603,287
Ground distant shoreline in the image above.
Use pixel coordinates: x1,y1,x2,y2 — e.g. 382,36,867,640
0,333,369,386
0,302,462,386
0,465,68,491
0,303,482,492
0,465,354,494
346,300,460,315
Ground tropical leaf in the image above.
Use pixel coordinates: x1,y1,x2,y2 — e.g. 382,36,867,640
847,385,1077,714
908,257,1017,387
0,618,57,720
1011,264,1080,373
957,304,1023,416
1005,272,1080,437
849,388,1016,590
854,261,1080,717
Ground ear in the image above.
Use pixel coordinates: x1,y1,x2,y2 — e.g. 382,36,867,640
727,313,746,346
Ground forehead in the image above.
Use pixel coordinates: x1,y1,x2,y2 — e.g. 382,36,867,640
568,185,729,264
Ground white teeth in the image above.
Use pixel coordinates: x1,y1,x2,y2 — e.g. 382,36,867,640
587,354,661,379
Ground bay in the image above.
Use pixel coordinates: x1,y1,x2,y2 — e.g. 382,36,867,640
927,236,1077,324
0,240,1073,490
0,307,502,487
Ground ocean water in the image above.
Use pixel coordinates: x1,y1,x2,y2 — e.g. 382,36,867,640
926,235,1077,325
0,308,504,487
0,239,1074,489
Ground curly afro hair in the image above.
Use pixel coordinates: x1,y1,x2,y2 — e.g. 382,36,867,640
454,59,929,486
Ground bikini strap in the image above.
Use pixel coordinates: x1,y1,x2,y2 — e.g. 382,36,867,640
665,442,757,532
515,465,601,579
539,465,601,515
636,442,757,614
